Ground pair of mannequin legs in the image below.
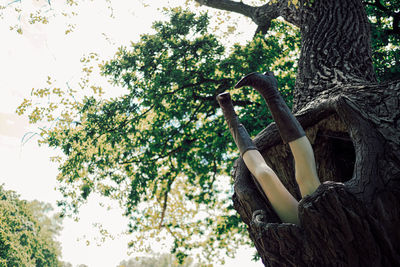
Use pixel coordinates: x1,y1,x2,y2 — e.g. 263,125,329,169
217,72,320,225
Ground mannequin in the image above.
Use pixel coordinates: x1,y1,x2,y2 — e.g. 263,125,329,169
217,72,320,225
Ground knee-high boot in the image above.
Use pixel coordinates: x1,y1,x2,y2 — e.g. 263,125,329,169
235,72,305,143
216,92,257,156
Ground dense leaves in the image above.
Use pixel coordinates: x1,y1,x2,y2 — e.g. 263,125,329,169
0,185,62,266
18,9,299,262
364,0,400,81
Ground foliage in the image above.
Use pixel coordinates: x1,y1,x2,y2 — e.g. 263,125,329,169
0,185,62,266
17,8,300,264
118,253,199,267
0,0,114,35
2,0,399,82
364,0,400,81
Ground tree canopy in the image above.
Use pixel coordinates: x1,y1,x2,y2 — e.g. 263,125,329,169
0,185,62,266
16,0,400,265
17,8,299,263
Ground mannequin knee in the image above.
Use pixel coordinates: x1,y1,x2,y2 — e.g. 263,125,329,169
253,164,276,180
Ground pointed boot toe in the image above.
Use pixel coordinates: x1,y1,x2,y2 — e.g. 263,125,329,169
234,72,278,96
234,72,258,89
234,72,305,144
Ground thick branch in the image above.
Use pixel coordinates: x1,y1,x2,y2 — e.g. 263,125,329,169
195,0,256,19
195,0,301,32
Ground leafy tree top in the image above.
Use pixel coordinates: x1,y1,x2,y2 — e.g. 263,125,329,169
17,8,299,263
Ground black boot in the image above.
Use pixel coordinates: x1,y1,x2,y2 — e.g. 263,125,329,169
235,72,305,143
216,92,257,156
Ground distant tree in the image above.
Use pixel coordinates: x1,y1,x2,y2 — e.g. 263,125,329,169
0,185,63,266
118,253,198,267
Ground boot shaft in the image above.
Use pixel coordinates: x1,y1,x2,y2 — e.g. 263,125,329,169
235,72,305,144
217,92,257,155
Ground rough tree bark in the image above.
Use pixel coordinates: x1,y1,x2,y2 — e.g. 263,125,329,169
197,0,400,266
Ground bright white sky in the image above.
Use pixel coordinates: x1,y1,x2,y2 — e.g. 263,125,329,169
0,0,262,266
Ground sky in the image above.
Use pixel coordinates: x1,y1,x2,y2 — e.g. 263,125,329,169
0,0,263,266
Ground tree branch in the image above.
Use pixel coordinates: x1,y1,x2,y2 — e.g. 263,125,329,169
195,0,256,18
158,168,176,229
364,0,400,35
392,13,400,35
195,0,301,33
364,0,392,14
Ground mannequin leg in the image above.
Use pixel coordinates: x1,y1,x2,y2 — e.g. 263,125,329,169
217,92,299,225
289,136,320,197
235,72,321,197
243,150,300,225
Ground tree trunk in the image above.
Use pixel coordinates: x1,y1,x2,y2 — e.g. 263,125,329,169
198,0,400,266
233,78,400,266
